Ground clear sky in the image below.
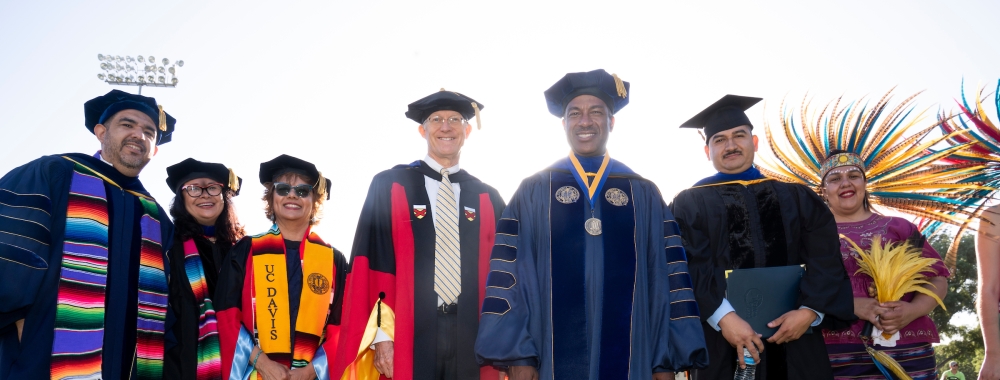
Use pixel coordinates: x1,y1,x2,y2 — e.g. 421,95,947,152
2,0,999,254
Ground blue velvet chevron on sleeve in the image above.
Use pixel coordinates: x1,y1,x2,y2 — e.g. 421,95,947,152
475,184,541,369
0,157,67,328
658,213,709,372
0,188,52,269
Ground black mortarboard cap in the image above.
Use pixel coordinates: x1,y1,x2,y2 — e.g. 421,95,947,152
166,158,242,196
84,89,176,145
544,69,630,117
679,94,763,144
258,154,331,200
405,90,485,128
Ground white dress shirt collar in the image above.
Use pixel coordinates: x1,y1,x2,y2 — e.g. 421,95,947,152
423,155,460,175
97,151,114,167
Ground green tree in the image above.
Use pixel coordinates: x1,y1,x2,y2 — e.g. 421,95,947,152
929,232,984,379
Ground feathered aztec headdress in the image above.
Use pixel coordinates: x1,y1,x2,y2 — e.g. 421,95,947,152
936,79,1000,257
758,89,995,270
936,81,1000,192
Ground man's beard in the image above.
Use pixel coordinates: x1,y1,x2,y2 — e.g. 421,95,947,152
102,134,149,170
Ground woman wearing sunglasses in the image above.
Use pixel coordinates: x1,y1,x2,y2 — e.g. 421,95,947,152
216,154,348,380
163,158,246,380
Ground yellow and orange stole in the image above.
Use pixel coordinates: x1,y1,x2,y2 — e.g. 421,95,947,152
342,300,395,380
251,227,334,371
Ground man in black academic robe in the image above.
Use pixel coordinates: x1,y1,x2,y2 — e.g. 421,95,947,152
670,95,855,380
333,90,506,380
475,70,708,380
0,90,177,380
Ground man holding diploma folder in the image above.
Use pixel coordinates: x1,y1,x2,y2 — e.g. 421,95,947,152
669,95,854,379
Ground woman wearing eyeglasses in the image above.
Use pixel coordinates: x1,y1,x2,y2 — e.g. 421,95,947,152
216,154,348,380
163,158,246,380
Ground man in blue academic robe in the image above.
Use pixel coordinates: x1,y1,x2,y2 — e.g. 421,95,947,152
475,69,709,380
0,90,177,380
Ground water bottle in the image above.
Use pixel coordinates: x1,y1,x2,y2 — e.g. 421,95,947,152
733,347,756,380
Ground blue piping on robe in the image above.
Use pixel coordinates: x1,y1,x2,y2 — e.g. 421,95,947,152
692,166,765,187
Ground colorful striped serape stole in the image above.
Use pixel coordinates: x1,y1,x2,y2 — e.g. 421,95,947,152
50,162,110,380
50,160,169,380
182,239,222,379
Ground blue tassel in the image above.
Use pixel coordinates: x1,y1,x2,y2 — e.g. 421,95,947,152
870,357,895,380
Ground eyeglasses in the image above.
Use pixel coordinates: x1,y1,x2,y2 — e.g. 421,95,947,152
425,115,466,128
182,183,223,197
273,182,313,198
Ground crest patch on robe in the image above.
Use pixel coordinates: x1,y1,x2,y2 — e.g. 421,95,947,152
555,186,580,204
413,205,427,219
464,206,476,221
605,188,629,206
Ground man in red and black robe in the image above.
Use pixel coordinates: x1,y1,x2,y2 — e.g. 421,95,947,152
332,90,505,380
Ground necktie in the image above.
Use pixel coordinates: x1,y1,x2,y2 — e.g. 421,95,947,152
434,169,461,304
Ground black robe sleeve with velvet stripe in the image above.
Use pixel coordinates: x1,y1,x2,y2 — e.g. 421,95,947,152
787,183,855,331
329,248,349,326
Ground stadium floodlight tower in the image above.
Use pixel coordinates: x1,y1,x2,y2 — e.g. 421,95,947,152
97,54,184,95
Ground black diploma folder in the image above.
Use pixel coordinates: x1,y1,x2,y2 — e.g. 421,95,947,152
725,265,805,339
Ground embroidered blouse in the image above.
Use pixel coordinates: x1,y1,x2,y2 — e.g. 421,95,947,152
822,213,949,345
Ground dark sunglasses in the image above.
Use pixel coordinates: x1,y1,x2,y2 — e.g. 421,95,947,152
273,182,313,198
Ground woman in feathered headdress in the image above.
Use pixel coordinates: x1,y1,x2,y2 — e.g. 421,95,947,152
759,90,981,379
816,149,948,379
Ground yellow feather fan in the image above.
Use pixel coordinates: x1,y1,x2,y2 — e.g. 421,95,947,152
840,234,945,340
842,234,945,310
840,234,945,380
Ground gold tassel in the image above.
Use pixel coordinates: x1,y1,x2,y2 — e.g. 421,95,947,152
697,130,706,142
228,168,239,193
315,171,327,198
865,345,913,380
611,73,627,98
157,105,167,132
471,102,482,130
